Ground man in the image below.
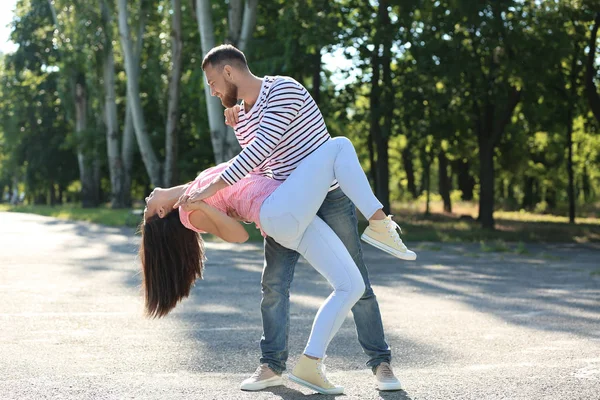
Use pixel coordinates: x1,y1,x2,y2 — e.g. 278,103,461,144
190,44,412,392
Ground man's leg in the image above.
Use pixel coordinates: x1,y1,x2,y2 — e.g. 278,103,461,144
259,235,300,373
240,236,299,391
316,188,391,370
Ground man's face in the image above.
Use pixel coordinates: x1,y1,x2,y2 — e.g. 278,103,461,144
204,64,238,108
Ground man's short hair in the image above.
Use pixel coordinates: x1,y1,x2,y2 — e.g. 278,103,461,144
202,44,248,71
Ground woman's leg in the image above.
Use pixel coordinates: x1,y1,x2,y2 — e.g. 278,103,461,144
290,216,365,358
260,137,383,246
285,216,365,394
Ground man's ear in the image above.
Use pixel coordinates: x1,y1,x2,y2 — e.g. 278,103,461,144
223,64,234,81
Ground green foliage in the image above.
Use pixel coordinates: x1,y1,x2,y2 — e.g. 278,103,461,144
0,0,599,239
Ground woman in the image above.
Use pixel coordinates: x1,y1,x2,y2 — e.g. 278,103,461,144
140,137,416,394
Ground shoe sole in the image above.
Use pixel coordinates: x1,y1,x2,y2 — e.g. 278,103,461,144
240,376,284,391
289,374,344,395
377,382,404,391
361,234,417,260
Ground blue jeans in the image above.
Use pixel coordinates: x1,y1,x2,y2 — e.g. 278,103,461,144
259,187,392,374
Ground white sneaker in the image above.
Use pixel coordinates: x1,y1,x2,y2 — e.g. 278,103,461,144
240,363,283,391
361,215,417,260
375,362,402,391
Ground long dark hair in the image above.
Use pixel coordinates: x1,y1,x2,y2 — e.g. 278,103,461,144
139,208,205,318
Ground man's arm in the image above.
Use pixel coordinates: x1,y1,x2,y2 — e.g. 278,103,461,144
220,80,305,186
181,80,306,204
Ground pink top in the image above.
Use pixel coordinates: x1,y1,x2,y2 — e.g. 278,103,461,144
179,163,281,237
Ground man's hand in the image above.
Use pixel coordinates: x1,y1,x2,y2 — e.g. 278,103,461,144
179,200,207,213
224,104,241,127
173,178,228,209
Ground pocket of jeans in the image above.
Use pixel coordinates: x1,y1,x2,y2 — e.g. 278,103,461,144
265,212,300,244
324,188,347,203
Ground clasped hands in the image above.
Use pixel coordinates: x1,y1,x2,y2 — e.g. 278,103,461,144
173,105,239,211
173,178,228,210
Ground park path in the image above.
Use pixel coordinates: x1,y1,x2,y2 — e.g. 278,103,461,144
1,211,599,400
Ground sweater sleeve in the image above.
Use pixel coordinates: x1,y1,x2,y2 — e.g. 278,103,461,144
220,80,305,185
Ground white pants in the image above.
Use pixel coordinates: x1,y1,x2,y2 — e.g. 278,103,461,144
259,137,384,358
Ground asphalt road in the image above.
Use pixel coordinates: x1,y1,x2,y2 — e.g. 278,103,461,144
1,211,599,400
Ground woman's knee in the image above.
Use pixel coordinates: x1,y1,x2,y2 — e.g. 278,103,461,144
351,279,366,303
335,272,366,303
332,136,353,150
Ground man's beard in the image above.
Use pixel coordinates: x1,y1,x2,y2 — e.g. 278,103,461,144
221,80,238,108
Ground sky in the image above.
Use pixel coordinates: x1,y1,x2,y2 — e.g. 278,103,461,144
0,0,18,54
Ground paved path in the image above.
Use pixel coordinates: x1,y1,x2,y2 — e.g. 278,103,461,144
1,211,599,399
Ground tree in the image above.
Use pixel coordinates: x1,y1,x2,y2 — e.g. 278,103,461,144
194,0,257,163
118,0,162,187
46,0,102,207
163,0,183,187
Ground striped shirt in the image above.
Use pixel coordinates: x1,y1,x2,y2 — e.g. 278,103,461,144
179,163,280,237
220,76,338,189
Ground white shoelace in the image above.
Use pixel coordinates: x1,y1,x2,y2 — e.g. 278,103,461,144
316,357,331,384
383,216,408,251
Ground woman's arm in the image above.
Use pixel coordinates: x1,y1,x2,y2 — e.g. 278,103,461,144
185,201,249,243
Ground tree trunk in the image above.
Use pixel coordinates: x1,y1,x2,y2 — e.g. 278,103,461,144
312,51,321,105
438,149,452,213
121,8,147,207
238,0,258,52
566,124,576,222
455,159,474,201
367,132,377,190
73,75,100,208
546,186,557,211
227,0,243,44
164,0,183,187
49,181,56,206
566,39,580,224
423,152,431,216
118,0,162,187
48,0,99,206
476,86,521,229
196,0,242,163
368,6,382,199
401,146,417,199
582,165,590,202
522,177,535,210
376,0,393,213
585,13,600,124
101,0,126,208
10,176,19,205
375,137,390,213
478,141,495,229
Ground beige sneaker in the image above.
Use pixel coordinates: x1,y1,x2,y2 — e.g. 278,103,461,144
240,363,283,391
289,355,344,395
361,215,417,260
375,362,402,391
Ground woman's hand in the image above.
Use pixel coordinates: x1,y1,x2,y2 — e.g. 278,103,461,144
224,105,241,127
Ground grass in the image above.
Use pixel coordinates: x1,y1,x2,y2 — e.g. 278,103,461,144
0,203,142,228
382,200,600,244
2,200,600,244
0,203,263,242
